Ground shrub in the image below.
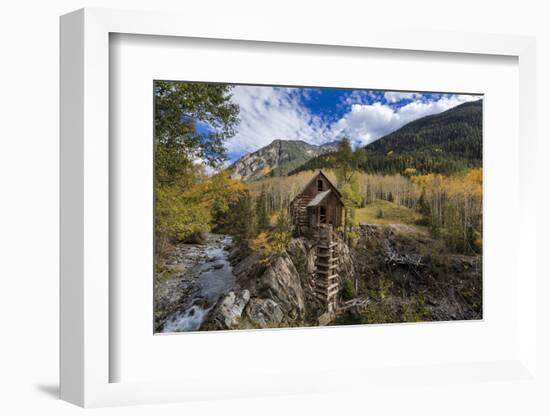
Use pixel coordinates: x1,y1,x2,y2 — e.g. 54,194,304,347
250,232,269,251
361,298,396,324
271,209,291,254
289,248,307,277
341,278,356,301
271,230,290,255
361,277,397,324
402,293,430,323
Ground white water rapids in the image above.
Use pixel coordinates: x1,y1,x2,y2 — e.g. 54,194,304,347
161,235,235,332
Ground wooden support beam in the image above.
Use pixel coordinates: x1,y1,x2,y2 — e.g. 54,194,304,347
318,242,338,249
315,262,338,269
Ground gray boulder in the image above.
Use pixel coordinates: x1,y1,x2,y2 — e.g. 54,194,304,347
207,290,250,329
258,254,306,321
245,298,284,328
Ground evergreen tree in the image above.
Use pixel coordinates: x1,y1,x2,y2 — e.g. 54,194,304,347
272,209,291,253
231,192,255,247
289,100,482,177
255,187,270,231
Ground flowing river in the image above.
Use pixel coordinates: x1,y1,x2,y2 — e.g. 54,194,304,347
160,234,236,333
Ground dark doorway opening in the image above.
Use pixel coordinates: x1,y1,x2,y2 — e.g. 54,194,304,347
320,206,327,224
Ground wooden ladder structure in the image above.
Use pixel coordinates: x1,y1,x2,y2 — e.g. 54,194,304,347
314,225,339,313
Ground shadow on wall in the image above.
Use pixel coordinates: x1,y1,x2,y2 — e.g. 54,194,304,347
34,384,59,399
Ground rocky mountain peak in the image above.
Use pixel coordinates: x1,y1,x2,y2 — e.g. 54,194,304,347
228,138,338,182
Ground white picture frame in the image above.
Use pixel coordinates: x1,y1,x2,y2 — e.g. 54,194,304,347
60,7,538,407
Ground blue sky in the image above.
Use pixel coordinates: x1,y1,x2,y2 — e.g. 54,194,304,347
223,85,480,162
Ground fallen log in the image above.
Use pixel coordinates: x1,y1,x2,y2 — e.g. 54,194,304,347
339,298,369,311
383,240,424,267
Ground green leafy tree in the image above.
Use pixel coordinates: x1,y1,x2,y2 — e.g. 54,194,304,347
208,172,249,234
340,176,362,244
154,81,239,184
154,82,240,259
334,138,355,186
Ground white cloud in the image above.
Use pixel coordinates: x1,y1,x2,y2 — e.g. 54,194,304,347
226,86,480,159
226,86,330,158
341,90,377,106
384,91,422,103
333,94,480,147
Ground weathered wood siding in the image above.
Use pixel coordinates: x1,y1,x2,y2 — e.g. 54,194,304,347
325,192,343,227
291,172,344,228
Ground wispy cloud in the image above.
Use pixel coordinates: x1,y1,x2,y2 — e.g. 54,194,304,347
383,91,422,103
225,86,480,160
225,86,330,159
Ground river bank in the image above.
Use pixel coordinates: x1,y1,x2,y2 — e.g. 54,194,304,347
155,224,482,333
154,234,235,332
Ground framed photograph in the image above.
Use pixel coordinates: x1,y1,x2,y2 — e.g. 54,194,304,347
60,8,538,407
152,81,484,335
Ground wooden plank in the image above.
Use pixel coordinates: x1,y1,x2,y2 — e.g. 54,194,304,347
328,290,338,296
316,262,337,269
316,269,338,276
316,281,339,291
318,242,337,249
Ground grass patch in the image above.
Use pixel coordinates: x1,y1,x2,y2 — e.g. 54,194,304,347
356,199,422,225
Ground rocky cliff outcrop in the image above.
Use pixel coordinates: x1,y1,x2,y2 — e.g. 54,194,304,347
203,224,482,330
204,235,356,330
204,247,306,329
245,298,284,328
204,290,251,329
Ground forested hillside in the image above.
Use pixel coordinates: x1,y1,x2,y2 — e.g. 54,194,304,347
290,99,482,176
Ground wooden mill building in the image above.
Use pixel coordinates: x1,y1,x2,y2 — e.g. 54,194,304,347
289,171,344,230
289,171,344,315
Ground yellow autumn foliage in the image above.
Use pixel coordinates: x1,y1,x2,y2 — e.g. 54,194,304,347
155,170,250,247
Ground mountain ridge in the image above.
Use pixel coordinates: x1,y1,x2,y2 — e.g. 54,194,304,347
228,139,338,182
289,100,483,176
